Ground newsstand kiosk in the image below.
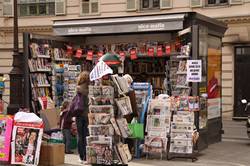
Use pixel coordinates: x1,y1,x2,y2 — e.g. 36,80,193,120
23,12,227,156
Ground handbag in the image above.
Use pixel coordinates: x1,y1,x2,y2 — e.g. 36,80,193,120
69,93,87,117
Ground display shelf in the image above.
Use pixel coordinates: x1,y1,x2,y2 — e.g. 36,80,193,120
176,55,190,59
30,69,52,73
54,58,72,61
32,84,51,88
176,71,187,75
37,54,51,58
175,85,190,89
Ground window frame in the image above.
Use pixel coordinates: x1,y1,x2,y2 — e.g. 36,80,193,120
140,0,160,10
17,0,56,17
206,0,229,7
80,0,100,16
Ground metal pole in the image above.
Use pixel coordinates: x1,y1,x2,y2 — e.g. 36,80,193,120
7,0,24,115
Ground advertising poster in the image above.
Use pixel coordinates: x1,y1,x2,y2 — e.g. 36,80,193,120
11,122,43,166
207,37,222,119
207,98,221,119
207,48,221,99
186,60,202,82
0,115,13,162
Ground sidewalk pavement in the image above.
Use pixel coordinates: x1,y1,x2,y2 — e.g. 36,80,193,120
62,139,250,166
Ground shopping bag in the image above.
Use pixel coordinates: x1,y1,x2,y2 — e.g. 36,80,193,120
128,122,144,140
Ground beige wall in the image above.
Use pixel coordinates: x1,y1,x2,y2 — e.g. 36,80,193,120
1,0,249,115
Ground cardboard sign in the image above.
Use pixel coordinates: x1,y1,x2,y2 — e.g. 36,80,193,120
87,50,93,61
11,122,44,166
90,61,113,81
75,49,82,58
157,46,163,57
148,48,154,56
130,49,137,60
0,115,13,162
186,60,202,82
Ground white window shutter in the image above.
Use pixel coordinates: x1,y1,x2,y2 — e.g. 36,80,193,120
55,0,66,15
190,0,202,7
3,0,13,17
90,0,99,14
160,0,172,9
127,0,137,11
230,0,243,5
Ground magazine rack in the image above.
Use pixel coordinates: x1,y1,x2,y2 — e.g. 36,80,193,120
131,82,152,158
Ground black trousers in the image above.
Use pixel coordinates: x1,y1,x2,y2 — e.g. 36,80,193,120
76,116,88,160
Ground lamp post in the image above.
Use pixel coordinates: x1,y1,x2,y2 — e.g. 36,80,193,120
7,0,23,114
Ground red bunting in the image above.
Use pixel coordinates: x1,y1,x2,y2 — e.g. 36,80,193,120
157,46,163,57
75,49,82,58
130,49,137,60
148,47,154,56
165,45,171,55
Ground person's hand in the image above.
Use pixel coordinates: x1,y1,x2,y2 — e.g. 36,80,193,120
72,117,76,121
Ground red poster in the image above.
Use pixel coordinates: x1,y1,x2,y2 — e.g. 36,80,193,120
148,47,154,56
157,46,163,57
0,100,3,114
130,49,137,60
87,50,93,61
75,49,82,58
165,45,171,55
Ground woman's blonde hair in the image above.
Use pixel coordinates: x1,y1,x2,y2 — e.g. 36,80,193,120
77,71,90,85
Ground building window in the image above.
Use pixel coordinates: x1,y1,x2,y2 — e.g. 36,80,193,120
206,0,229,6
81,0,99,15
141,0,160,10
18,0,55,16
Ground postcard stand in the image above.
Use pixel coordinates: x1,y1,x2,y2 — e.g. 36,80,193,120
166,96,199,162
87,80,131,166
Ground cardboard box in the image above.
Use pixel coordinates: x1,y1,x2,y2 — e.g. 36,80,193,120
39,142,65,166
40,109,61,131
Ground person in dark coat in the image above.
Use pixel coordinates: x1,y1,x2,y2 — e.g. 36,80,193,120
59,101,73,154
68,71,90,163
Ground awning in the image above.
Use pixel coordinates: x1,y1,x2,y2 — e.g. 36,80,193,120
53,13,186,36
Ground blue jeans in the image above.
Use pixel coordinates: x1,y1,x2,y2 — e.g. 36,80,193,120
62,129,72,153
76,116,88,160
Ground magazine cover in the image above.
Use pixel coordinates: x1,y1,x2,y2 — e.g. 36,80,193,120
146,115,171,136
11,122,43,166
144,136,167,153
86,144,113,165
89,105,114,115
0,115,13,162
88,113,112,125
86,136,112,148
188,96,200,112
88,125,114,136
147,99,171,115
179,96,189,111
116,118,131,138
177,60,187,72
115,96,133,116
